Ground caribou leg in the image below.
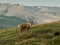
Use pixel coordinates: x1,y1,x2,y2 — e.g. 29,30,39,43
27,27,30,32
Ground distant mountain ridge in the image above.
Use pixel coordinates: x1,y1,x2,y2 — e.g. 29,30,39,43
0,3,60,28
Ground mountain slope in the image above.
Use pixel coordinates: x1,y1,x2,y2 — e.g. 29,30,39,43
0,21,60,45
0,3,60,24
4,5,60,24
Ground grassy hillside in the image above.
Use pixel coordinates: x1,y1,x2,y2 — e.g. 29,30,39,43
0,21,60,45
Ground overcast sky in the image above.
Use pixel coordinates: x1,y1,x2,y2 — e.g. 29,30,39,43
0,0,60,7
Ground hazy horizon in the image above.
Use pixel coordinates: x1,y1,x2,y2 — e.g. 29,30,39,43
0,0,60,7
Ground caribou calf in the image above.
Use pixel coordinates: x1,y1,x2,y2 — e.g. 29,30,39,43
18,21,33,33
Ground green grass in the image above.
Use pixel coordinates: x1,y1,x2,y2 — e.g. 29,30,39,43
0,21,60,45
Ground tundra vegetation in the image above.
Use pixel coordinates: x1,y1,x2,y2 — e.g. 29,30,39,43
0,21,60,45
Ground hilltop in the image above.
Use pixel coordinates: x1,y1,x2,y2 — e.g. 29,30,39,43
0,21,60,45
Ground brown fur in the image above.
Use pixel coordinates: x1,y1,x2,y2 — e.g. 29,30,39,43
18,21,33,33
